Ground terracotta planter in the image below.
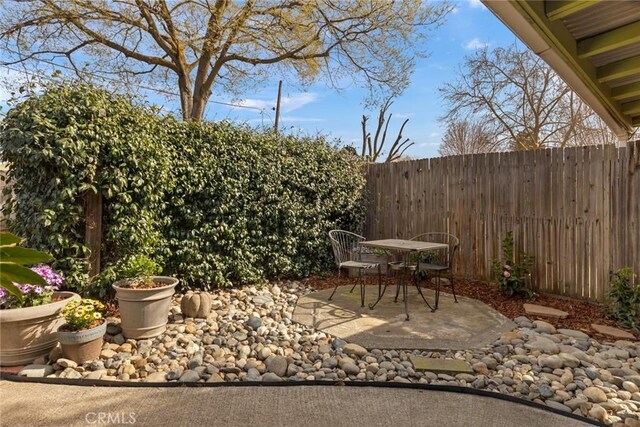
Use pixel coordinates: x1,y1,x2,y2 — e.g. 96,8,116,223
112,276,178,339
0,291,80,366
57,321,106,363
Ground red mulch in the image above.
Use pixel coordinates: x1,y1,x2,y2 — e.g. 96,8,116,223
302,273,640,341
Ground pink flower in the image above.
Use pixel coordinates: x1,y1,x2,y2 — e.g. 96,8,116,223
504,265,511,271
503,271,511,278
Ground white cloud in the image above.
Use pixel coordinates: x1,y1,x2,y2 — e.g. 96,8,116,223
236,92,318,113
464,38,490,50
469,0,486,9
429,131,441,138
419,142,440,147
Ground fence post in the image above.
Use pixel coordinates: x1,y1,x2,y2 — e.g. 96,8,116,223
85,190,102,278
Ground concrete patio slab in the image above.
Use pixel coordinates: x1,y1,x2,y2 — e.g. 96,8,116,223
293,286,515,350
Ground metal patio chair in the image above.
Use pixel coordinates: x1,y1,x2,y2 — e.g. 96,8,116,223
410,232,459,308
328,230,382,308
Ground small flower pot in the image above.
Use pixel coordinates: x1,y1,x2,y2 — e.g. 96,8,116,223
112,276,179,339
57,321,107,364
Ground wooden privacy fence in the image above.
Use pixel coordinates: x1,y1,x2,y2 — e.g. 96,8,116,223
364,141,640,303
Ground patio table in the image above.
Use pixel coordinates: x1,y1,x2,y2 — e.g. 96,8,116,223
361,239,449,321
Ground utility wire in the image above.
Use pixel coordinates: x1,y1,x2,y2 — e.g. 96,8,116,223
0,54,265,111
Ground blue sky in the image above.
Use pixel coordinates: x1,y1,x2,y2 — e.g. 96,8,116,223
201,0,522,159
0,0,523,159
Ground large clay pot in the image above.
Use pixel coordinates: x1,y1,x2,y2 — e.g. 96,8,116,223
0,291,80,366
112,276,178,339
180,291,211,318
57,321,106,364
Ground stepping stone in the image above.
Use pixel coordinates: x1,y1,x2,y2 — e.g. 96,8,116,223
523,303,569,319
409,356,473,375
591,324,635,340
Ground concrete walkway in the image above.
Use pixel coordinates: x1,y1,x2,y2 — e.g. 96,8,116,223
0,381,593,427
293,286,515,350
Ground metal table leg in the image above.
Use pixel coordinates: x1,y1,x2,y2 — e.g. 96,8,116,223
368,264,388,310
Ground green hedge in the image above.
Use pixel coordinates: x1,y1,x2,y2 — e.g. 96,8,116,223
1,84,171,291
163,121,366,288
1,83,366,292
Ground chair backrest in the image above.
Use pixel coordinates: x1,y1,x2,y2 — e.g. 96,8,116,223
328,230,366,266
410,232,459,268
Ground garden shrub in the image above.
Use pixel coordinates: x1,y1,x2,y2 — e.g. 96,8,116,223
1,84,171,292
1,82,366,292
607,268,639,331
492,231,535,298
162,121,366,288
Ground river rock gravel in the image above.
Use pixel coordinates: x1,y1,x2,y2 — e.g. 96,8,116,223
23,281,640,426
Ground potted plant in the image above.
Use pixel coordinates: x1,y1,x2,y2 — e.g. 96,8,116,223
112,255,178,339
0,232,80,366
57,298,106,363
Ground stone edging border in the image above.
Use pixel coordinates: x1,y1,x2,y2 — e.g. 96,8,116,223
0,374,603,426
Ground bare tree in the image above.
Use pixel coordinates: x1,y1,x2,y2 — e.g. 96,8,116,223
361,98,414,162
439,120,499,156
0,0,451,121
439,44,616,151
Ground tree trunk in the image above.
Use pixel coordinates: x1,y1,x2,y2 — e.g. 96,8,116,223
190,90,210,121
177,74,193,121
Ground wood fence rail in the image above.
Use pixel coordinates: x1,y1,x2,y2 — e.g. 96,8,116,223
364,141,640,302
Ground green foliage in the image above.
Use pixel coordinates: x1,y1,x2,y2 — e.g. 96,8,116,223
162,121,366,288
2,82,366,292
492,231,535,298
0,232,51,302
607,268,639,331
1,83,172,292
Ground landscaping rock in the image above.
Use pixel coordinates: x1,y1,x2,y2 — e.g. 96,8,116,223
56,358,77,369
557,329,590,340
267,355,288,377
533,320,556,334
343,343,368,358
583,386,608,403
523,304,568,319
18,364,54,378
179,370,201,382
591,324,635,339
145,372,167,382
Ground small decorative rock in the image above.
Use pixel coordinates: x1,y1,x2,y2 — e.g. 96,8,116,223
179,370,201,382
57,358,78,369
588,404,608,422
246,316,262,331
267,355,288,377
263,372,283,382
533,320,556,334
343,343,368,358
623,381,639,393
583,386,608,403
145,372,167,382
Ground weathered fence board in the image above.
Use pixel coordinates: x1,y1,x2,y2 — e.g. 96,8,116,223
364,141,640,302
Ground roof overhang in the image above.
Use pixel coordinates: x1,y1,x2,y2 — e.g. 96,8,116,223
483,0,640,138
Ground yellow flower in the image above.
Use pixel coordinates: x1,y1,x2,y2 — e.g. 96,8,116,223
92,312,102,320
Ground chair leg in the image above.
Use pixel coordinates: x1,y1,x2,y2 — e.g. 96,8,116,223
329,268,341,301
435,272,441,309
359,269,365,308
450,271,458,303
